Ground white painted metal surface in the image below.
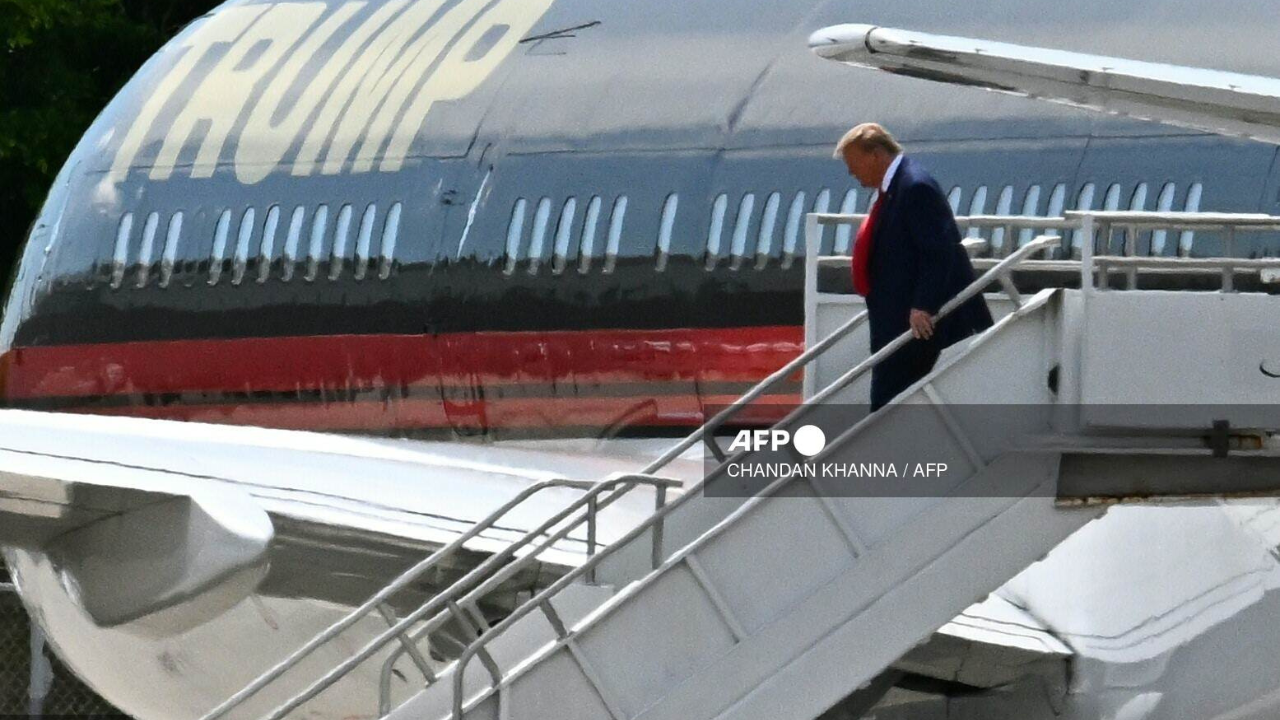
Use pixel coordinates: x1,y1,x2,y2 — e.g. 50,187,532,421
808,24,1280,146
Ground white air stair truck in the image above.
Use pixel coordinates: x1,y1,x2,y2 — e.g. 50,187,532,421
192,210,1280,720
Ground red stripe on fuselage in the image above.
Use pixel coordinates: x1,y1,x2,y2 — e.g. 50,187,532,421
0,327,804,432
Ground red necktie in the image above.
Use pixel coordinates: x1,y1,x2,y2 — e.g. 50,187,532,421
851,192,884,297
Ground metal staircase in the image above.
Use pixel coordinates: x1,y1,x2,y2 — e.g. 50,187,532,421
203,211,1280,720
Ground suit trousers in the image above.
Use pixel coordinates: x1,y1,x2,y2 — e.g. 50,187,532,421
869,339,942,411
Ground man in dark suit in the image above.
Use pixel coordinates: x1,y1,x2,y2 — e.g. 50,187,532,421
835,123,994,411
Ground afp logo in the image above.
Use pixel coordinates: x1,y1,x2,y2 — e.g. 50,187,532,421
727,425,828,457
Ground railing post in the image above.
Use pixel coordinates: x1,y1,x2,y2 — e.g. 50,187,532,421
652,484,669,571
586,495,598,583
998,275,1023,308
1080,212,1095,296
1223,225,1238,291
1124,225,1139,288
376,604,436,685
803,213,823,400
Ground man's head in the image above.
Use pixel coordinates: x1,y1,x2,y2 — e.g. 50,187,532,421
835,123,902,189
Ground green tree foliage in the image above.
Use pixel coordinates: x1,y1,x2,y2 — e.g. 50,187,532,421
0,0,220,295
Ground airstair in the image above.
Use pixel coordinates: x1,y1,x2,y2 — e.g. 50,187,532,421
203,211,1280,720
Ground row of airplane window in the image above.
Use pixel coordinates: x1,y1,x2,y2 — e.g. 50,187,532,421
110,202,403,289
952,180,1204,253
503,181,1206,275
504,196,627,275
107,181,1207,290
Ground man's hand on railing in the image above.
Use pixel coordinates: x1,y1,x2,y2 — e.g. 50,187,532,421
909,309,935,340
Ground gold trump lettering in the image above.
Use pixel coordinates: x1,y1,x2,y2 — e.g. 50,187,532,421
108,0,556,184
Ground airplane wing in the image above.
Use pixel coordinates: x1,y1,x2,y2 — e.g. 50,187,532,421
0,410,689,632
808,24,1280,145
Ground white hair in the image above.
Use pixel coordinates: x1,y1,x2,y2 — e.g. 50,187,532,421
834,122,902,158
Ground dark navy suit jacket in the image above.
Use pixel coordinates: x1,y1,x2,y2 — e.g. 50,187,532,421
865,156,993,353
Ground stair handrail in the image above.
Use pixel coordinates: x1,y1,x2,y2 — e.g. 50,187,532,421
201,474,675,720
446,231,1060,719
369,470,675,714
251,472,679,720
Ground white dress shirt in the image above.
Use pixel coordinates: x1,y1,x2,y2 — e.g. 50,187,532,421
880,153,904,194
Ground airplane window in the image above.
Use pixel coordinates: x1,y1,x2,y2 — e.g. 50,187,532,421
991,186,1014,251
209,209,233,285
1120,183,1150,254
1098,184,1123,253
503,198,528,275
552,197,578,275
781,191,807,268
282,206,306,282
947,187,963,213
729,193,756,270
527,197,553,275
159,211,184,288
1046,183,1067,219
756,192,781,269
232,207,257,285
352,204,377,280
378,202,403,280
812,188,832,254
655,193,678,272
1152,183,1176,254
1070,183,1097,255
1103,183,1122,211
1044,183,1067,253
967,186,988,238
135,212,160,288
578,196,603,274
603,195,627,274
1179,182,1203,256
1018,185,1042,246
329,204,354,280
833,189,858,256
1129,183,1149,210
1076,183,1097,210
258,205,281,284
305,204,330,282
110,213,134,290
705,193,729,270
